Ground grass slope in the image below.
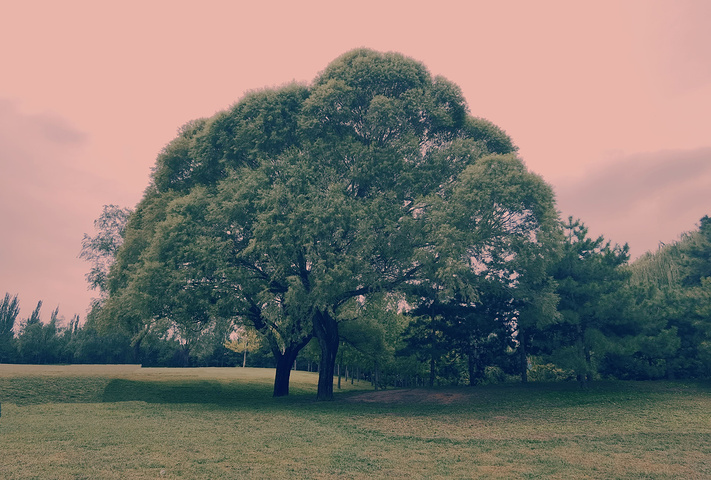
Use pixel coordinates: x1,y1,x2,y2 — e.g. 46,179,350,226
1,365,710,479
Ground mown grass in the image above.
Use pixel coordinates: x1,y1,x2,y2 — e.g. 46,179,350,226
1,365,710,479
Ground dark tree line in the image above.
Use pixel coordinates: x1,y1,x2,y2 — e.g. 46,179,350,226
0,293,249,367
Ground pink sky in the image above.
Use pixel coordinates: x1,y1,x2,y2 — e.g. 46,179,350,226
1,0,710,322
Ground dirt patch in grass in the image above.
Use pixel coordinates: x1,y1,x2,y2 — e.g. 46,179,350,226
344,388,469,405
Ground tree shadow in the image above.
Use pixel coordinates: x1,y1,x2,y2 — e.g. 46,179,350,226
101,378,245,405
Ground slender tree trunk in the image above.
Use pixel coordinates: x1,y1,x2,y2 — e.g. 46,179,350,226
468,349,477,386
373,359,380,391
242,349,247,368
429,321,437,387
576,334,588,389
314,309,339,401
429,355,436,387
519,330,528,383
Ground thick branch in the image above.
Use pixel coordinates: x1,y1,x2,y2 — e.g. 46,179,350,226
333,263,422,309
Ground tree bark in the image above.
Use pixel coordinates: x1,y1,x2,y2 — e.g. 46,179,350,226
273,352,296,397
313,309,339,401
271,335,312,397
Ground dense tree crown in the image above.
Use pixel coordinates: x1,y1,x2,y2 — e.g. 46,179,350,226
99,49,558,399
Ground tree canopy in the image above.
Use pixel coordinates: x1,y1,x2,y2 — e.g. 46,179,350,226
98,49,559,400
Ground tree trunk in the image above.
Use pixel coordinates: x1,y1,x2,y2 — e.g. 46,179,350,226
519,330,528,383
271,335,312,397
314,309,339,401
429,355,435,387
376,366,381,390
273,350,297,397
577,336,589,389
429,321,437,387
467,349,477,386
242,349,247,368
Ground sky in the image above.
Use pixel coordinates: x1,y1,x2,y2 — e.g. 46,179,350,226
1,0,710,323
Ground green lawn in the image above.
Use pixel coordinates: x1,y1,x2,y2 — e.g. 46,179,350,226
1,365,710,479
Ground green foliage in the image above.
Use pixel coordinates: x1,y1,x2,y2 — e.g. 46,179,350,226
401,151,560,385
100,49,550,399
80,204,132,294
540,217,632,386
527,359,576,382
615,215,711,380
0,293,19,362
682,215,711,286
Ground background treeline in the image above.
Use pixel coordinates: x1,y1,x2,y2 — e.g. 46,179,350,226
0,296,241,367
2,215,709,387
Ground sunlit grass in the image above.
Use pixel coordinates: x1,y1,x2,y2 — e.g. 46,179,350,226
1,365,710,479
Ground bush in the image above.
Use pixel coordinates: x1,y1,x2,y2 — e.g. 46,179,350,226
528,362,575,382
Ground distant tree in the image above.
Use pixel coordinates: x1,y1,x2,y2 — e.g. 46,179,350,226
542,217,632,387
337,294,411,389
618,215,711,379
80,204,132,294
56,314,81,364
225,327,262,368
0,293,20,363
446,280,516,386
402,298,460,387
681,215,711,287
16,301,45,363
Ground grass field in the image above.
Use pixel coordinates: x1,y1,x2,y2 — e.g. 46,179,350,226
1,365,710,479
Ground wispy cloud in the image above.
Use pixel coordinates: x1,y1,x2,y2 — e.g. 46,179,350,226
0,100,96,320
555,147,711,257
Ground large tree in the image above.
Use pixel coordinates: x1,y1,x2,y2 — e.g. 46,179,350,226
101,49,556,400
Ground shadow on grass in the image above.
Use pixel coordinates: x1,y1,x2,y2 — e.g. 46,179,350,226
100,378,316,406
